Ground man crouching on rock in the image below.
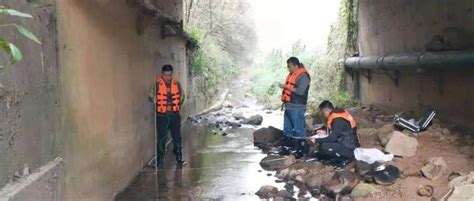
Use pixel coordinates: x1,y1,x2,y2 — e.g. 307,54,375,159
313,100,360,166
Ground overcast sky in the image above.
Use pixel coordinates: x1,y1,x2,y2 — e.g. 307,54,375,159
248,0,341,53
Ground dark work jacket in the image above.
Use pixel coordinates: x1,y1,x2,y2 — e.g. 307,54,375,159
318,110,360,149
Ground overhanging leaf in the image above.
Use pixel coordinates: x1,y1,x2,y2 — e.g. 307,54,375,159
0,38,11,54
14,24,41,44
0,8,33,18
8,43,22,63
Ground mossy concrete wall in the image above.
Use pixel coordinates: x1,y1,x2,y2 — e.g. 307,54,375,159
357,0,474,126
1,0,198,200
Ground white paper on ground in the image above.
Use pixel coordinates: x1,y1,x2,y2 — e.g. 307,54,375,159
354,148,394,164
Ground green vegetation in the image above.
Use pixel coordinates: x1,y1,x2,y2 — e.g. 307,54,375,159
189,28,236,97
0,6,41,64
250,0,359,113
185,0,256,104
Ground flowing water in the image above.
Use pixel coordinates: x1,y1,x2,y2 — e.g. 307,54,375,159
116,82,287,200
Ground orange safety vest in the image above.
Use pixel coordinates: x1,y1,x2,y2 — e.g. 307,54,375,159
327,110,359,144
281,67,309,102
156,76,180,113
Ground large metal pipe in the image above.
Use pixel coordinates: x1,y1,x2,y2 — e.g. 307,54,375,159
345,51,474,71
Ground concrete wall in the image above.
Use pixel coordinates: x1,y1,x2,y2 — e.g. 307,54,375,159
56,0,188,200
357,0,474,125
1,0,203,200
0,0,61,190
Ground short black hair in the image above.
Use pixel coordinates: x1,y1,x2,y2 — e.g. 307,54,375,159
162,64,173,72
287,57,300,66
318,100,334,110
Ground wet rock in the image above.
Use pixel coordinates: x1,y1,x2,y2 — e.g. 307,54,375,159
273,196,284,201
417,185,434,197
289,169,307,179
225,121,241,128
449,171,474,189
278,190,293,199
242,114,263,125
276,168,290,179
377,124,395,147
358,128,378,137
259,155,296,171
321,170,360,197
385,131,418,157
267,173,272,176
447,184,474,201
295,175,305,183
253,126,284,149
232,112,245,120
421,157,448,180
305,166,335,189
350,183,381,198
255,185,278,199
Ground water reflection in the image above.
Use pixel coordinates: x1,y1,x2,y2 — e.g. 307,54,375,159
117,117,285,201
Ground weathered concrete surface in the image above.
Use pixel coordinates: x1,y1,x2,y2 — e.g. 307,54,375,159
0,0,61,190
357,0,474,127
0,158,63,201
56,0,188,200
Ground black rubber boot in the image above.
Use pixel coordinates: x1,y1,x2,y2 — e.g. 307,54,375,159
278,136,292,155
292,139,305,159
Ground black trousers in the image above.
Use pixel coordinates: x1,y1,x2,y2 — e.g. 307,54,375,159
156,113,183,163
319,142,355,160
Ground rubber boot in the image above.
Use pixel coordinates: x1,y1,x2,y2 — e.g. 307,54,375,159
278,136,292,155
292,139,304,159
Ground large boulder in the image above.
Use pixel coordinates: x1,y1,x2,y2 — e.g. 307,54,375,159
351,183,381,198
260,155,296,171
421,157,448,180
321,170,360,197
377,124,395,147
253,126,284,149
242,114,263,125
255,185,279,199
447,184,474,201
385,131,418,157
449,171,474,189
305,165,335,189
358,128,378,138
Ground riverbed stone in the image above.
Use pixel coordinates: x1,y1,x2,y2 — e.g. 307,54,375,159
242,114,263,125
253,126,284,149
350,183,381,198
447,184,474,201
232,112,245,120
449,171,474,189
225,121,241,127
259,155,296,171
421,157,448,180
377,124,395,147
321,170,360,197
385,131,418,157
255,185,279,199
305,166,336,189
